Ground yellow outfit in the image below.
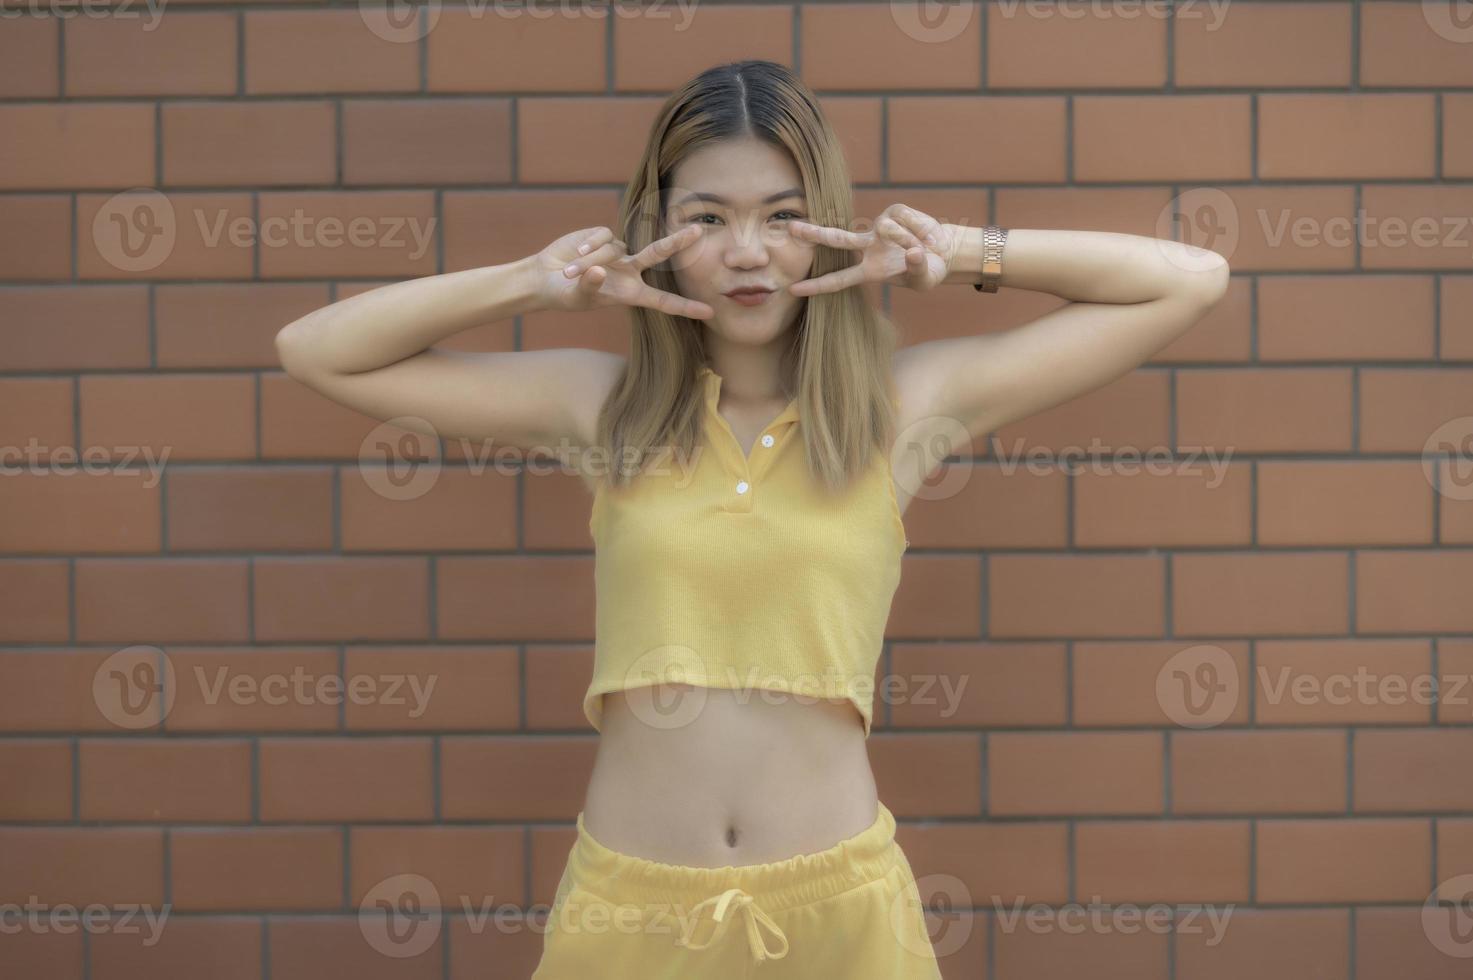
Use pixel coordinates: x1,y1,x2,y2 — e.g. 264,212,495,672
540,364,934,975
531,801,944,978
583,363,908,736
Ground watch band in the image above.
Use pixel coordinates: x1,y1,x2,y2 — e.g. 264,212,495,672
972,225,1008,292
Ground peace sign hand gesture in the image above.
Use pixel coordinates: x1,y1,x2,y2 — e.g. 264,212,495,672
534,224,715,320
786,203,959,297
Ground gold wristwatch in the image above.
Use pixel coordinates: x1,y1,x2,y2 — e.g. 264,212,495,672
972,225,1008,292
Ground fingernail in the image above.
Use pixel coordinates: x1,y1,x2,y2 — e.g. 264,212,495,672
564,264,578,276
577,243,590,254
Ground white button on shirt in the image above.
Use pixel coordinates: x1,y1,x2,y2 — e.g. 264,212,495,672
736,481,749,494
761,434,774,447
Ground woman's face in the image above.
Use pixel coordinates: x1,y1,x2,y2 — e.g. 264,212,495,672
662,136,816,343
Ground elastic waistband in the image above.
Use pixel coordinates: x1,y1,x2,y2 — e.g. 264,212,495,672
569,800,900,915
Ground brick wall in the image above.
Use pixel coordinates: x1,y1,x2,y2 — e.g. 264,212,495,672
2,2,1473,978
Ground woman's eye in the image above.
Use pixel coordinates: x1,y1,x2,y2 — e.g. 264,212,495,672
692,211,804,225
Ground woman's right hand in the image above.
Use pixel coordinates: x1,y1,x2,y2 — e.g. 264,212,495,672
531,225,715,320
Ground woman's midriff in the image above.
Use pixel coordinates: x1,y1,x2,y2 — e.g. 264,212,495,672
580,683,880,867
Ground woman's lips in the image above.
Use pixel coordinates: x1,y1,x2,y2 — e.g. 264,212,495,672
724,290,773,307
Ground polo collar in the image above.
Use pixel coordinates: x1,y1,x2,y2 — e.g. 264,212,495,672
699,364,799,427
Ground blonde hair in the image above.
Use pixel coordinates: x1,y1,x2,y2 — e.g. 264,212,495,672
592,59,902,496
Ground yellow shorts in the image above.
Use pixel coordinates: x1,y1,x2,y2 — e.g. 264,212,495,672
532,800,943,978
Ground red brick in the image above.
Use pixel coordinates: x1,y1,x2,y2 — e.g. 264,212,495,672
1258,275,1435,361
344,646,521,732
259,737,434,822
1259,94,1436,179
0,105,154,190
255,191,438,279
1362,2,1473,87
0,286,151,371
1076,820,1250,902
1073,464,1251,548
0,740,73,819
0,15,59,97
1172,730,1348,814
156,283,330,369
989,555,1164,638
253,557,430,642
0,828,164,904
244,10,418,94
171,828,344,911
166,467,333,552
79,738,252,822
66,13,236,96
77,192,256,281
1177,368,1353,453
0,562,68,642
888,642,1068,729
427,7,604,92
1259,818,1432,902
1175,3,1352,88
343,99,512,186
1357,551,1473,633
803,3,980,90
1355,729,1473,812
1256,461,1433,546
0,470,161,554
0,195,72,279
91,917,262,980
349,826,524,908
441,736,594,820
1256,639,1433,726
163,102,335,187
1075,96,1251,182
990,731,1163,816
1175,908,1349,980
75,558,250,644
615,6,791,91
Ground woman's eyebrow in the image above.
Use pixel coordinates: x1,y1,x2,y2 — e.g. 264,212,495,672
673,188,806,207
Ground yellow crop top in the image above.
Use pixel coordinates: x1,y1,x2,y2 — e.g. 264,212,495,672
584,363,909,738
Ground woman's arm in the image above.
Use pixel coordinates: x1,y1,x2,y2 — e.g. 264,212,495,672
899,226,1230,441
273,255,620,451
275,257,544,376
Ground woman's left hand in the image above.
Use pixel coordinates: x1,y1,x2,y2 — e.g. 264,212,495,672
786,203,960,296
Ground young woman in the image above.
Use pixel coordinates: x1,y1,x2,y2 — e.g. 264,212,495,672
276,60,1229,979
